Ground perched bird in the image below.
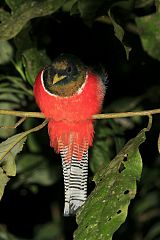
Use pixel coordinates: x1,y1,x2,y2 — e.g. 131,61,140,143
34,54,106,216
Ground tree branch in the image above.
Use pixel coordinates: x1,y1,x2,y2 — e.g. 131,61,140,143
0,108,160,119
0,109,45,118
92,109,160,119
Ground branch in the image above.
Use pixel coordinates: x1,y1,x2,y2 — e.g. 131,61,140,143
92,109,160,119
0,108,160,119
0,109,45,118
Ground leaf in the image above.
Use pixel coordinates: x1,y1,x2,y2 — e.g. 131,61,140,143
0,75,33,96
0,99,18,138
13,154,60,187
135,0,155,9
0,133,26,200
23,118,42,153
14,28,51,86
5,0,26,12
0,120,47,200
0,168,9,201
90,120,113,173
107,96,143,112
145,222,160,240
0,89,26,138
74,128,147,240
108,1,133,59
108,119,126,153
0,225,18,240
62,0,78,12
0,134,27,176
34,222,62,240
78,0,107,23
0,40,13,64
133,191,159,217
90,139,111,173
0,0,65,40
22,48,51,86
136,2,160,61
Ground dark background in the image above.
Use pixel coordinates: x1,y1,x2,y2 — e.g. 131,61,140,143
0,2,160,240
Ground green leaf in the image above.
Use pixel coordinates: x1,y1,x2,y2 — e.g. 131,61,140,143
23,118,42,153
0,133,27,176
0,0,65,40
107,96,143,112
135,0,155,9
0,40,13,64
14,154,60,187
0,100,18,138
22,48,51,86
145,222,160,240
90,139,110,173
0,133,26,200
0,168,9,201
5,0,26,12
62,0,78,12
0,120,47,200
0,225,18,240
78,0,107,22
74,128,147,240
0,75,33,96
108,1,133,59
34,222,62,240
134,191,159,217
90,120,112,173
0,89,26,138
108,119,126,153
136,2,160,61
14,27,51,86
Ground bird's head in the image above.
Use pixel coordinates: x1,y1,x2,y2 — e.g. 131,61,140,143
42,54,87,97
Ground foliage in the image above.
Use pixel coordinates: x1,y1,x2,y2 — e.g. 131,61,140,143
75,128,146,240
0,0,160,239
136,0,160,61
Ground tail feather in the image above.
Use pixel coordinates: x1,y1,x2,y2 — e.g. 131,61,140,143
60,144,88,216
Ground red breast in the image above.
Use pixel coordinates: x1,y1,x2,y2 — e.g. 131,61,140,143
34,69,105,122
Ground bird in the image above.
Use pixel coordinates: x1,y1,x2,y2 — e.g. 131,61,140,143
33,54,106,216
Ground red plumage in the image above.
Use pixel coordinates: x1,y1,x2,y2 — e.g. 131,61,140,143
34,70,105,160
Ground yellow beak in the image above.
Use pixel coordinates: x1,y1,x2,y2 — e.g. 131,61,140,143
52,74,66,84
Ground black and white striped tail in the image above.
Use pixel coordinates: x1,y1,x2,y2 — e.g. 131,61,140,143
60,145,88,216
